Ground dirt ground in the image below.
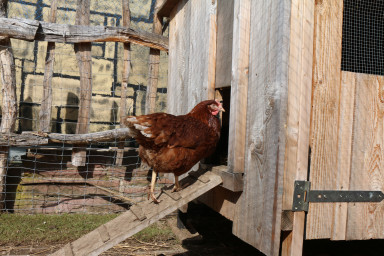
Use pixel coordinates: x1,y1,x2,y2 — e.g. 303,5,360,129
0,203,262,256
2,203,384,256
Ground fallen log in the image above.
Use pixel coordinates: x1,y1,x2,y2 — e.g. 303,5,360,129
23,127,134,144
0,17,169,51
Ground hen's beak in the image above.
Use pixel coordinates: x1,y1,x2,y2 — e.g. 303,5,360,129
214,99,225,112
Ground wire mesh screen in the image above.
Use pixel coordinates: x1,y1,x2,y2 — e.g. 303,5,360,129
1,0,168,214
341,0,384,75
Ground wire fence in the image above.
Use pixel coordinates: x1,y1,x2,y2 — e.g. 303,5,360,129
1,0,169,214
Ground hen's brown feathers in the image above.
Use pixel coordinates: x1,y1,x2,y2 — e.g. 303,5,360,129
124,100,222,176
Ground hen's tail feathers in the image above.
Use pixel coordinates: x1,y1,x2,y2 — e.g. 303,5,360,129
125,116,153,138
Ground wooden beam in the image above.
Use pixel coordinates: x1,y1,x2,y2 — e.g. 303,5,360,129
22,128,134,144
157,0,180,18
331,71,355,240
215,0,234,88
211,165,243,192
50,171,222,256
281,1,314,255
232,0,290,255
115,0,132,166
72,0,92,167
227,0,250,174
207,0,217,100
306,0,343,240
38,0,58,132
0,0,16,210
145,0,165,114
0,133,48,146
0,17,169,51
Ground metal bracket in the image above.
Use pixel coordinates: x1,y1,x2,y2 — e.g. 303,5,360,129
292,180,384,212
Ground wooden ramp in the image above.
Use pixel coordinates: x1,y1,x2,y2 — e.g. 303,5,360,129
50,170,222,256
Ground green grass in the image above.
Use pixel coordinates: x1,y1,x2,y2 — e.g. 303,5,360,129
0,213,119,245
0,213,176,246
134,221,175,243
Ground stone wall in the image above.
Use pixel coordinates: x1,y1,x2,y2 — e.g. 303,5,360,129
1,0,168,134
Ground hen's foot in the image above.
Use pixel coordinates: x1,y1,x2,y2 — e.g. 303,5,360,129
171,186,181,193
147,190,160,204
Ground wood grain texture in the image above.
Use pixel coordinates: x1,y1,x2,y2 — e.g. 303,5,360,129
119,0,131,123
167,0,190,115
345,73,384,240
187,0,216,110
207,2,217,100
227,0,250,174
215,0,234,88
50,171,222,256
115,0,131,166
39,0,58,132
331,71,356,240
167,0,216,114
306,0,343,239
281,1,314,255
31,128,133,144
232,0,291,255
145,0,165,114
0,133,48,146
0,0,16,210
282,0,314,210
0,17,169,51
72,0,92,167
0,39,17,133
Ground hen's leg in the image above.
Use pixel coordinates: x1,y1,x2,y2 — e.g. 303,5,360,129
148,170,160,203
172,175,181,192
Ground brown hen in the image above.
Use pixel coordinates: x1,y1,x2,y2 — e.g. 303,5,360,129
124,99,224,203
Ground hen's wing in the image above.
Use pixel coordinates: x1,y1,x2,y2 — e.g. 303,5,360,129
125,113,215,150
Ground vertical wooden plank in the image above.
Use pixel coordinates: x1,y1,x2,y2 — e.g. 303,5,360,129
0,0,16,210
115,0,131,166
187,0,216,110
145,0,165,114
331,71,356,240
227,0,250,174
39,0,58,132
232,0,291,255
281,0,314,255
167,0,190,115
215,0,234,88
282,0,314,210
207,0,217,100
306,0,343,239
167,0,216,114
346,74,384,240
72,0,92,166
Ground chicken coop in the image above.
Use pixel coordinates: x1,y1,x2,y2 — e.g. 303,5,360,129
160,0,384,256
1,0,384,255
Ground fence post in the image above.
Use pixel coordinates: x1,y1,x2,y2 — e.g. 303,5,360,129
39,0,58,132
72,0,92,167
0,0,17,211
145,0,165,115
115,0,132,166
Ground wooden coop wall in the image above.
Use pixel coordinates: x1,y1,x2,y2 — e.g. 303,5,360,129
167,0,297,255
306,0,384,240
